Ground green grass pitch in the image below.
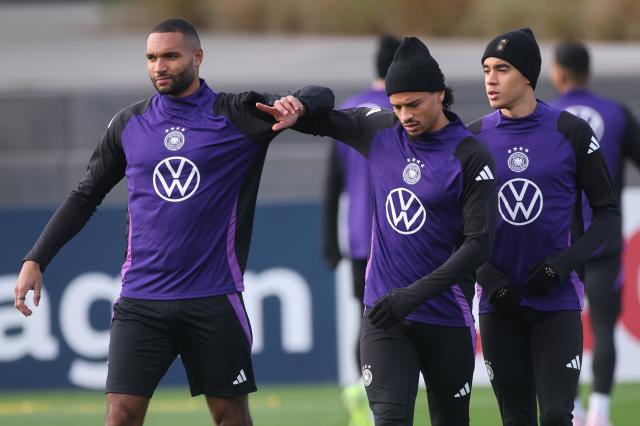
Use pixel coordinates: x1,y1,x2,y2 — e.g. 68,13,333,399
0,383,638,425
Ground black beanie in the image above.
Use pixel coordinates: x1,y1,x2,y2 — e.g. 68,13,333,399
376,34,402,79
385,36,445,96
555,40,590,79
481,28,541,89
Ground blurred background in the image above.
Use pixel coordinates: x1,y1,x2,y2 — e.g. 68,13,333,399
1,0,640,424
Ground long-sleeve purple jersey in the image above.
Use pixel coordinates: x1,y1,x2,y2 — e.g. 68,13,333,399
298,108,497,326
551,89,640,258
469,100,619,313
25,81,333,300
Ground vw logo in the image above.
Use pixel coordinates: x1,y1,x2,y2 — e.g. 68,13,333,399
152,156,200,202
385,188,427,235
498,178,543,226
565,105,605,140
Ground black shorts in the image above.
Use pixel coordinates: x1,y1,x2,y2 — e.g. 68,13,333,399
360,314,476,426
106,294,256,398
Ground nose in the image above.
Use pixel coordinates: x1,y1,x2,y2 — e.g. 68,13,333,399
397,107,413,124
153,58,168,75
485,69,497,86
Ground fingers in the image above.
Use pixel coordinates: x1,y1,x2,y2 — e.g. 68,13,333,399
255,102,277,115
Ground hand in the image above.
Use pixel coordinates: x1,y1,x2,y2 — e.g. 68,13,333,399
323,246,342,270
255,95,307,131
367,294,400,331
490,286,522,320
15,260,43,316
523,262,559,297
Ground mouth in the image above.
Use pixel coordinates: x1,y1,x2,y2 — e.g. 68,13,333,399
403,122,419,132
487,91,499,101
154,77,172,86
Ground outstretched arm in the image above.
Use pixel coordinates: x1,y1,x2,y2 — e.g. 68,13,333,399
257,96,397,157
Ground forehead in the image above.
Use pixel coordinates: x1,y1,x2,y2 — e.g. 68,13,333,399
146,32,189,53
482,57,513,68
389,91,433,105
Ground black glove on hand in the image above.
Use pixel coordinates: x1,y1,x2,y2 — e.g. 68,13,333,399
476,263,521,320
367,294,401,331
523,262,560,297
322,247,342,270
491,286,522,320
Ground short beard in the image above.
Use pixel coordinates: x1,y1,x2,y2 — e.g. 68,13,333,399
153,63,196,97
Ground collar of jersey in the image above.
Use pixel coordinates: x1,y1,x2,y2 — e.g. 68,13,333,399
408,110,468,145
495,99,548,130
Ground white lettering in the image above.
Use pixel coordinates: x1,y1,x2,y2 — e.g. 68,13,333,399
243,268,313,354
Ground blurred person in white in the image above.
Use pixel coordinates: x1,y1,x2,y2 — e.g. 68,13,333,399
549,39,640,426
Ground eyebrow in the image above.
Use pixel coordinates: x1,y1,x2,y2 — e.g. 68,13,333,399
392,99,422,108
145,51,182,59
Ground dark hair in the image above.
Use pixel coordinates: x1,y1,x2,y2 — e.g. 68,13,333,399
555,40,590,81
443,86,454,109
151,18,201,48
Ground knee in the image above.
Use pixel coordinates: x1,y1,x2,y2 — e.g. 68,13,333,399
105,394,147,426
105,403,144,426
540,407,572,426
209,396,253,426
370,401,411,426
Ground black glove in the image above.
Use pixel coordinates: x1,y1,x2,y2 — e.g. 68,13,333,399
322,244,342,270
476,263,521,320
367,294,401,331
523,262,560,297
491,286,522,320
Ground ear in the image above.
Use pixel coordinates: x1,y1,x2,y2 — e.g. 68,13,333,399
439,90,445,103
194,48,204,66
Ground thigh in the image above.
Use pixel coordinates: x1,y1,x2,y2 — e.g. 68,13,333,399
531,310,582,426
412,323,475,426
480,313,537,426
177,294,257,398
360,315,420,426
107,297,178,397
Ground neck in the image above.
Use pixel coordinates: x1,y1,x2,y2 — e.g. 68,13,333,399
500,89,537,118
423,110,450,134
560,81,588,95
171,76,201,98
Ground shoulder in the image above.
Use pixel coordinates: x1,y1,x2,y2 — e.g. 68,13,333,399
108,97,153,130
455,136,494,164
466,112,499,136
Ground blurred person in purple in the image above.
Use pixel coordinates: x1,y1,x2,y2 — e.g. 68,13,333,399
323,33,401,366
469,28,619,426
549,39,640,426
12,17,332,426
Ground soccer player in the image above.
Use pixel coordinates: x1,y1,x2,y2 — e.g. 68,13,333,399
13,18,332,426
549,40,640,426
469,28,619,426
259,37,497,426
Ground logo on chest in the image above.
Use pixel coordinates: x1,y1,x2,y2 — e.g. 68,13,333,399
507,146,529,173
402,158,424,185
153,156,200,202
385,188,427,235
498,178,543,226
164,126,186,151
